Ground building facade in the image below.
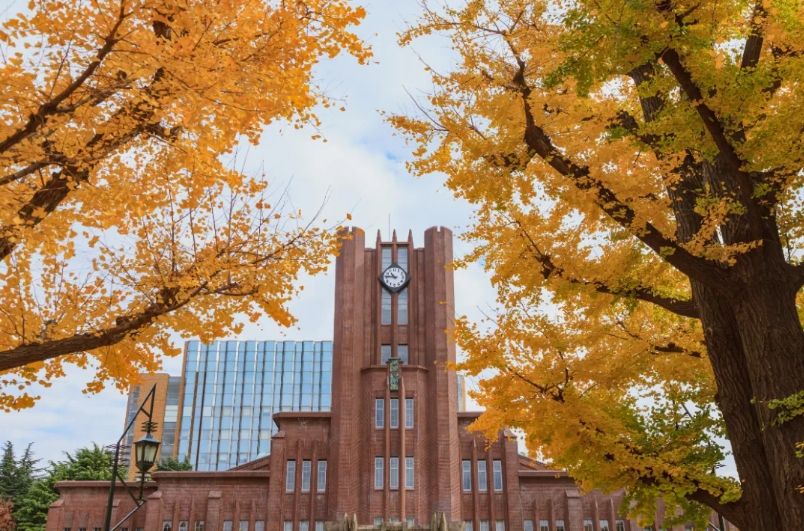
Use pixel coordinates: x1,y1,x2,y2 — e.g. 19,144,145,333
46,227,730,531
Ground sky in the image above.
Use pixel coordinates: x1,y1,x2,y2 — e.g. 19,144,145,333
0,0,498,466
0,0,738,480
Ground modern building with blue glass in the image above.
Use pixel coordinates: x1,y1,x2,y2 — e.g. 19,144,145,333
177,340,333,471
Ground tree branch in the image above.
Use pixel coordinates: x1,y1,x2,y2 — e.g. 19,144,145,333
0,5,128,156
514,220,700,318
0,285,199,373
504,50,723,286
741,3,767,69
661,48,764,241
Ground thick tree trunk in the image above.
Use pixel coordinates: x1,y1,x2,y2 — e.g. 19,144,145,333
727,274,804,531
693,281,784,530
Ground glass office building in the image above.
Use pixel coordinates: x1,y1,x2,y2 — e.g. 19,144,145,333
177,340,333,471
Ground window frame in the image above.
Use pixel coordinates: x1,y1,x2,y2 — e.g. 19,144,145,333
405,398,413,429
600,521,610,531
405,456,414,489
555,522,565,531
583,520,593,531
194,522,205,531
286,460,296,491
524,521,533,531
495,522,505,531
493,459,503,491
462,460,472,491
389,456,399,489
390,398,399,429
317,460,327,492
301,460,311,492
540,520,549,531
375,398,384,429
374,457,384,489
478,460,488,492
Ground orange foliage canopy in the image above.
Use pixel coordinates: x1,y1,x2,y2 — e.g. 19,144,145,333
0,0,369,410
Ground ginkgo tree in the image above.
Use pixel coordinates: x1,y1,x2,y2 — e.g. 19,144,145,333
0,0,368,410
391,0,804,530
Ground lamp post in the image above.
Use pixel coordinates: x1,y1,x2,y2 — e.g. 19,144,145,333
103,384,161,531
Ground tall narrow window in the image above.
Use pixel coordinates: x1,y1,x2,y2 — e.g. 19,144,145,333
381,345,392,364
285,460,296,491
223,523,232,531
299,522,308,531
374,520,383,527
555,522,565,531
195,523,205,531
397,344,409,364
381,290,392,325
600,521,610,531
239,522,248,531
255,524,264,531
524,521,533,531
462,460,471,491
480,522,489,531
390,398,399,428
398,247,408,271
539,521,549,531
374,457,384,489
406,520,414,528
301,460,311,491
317,461,327,492
179,523,188,531
315,523,324,531
493,459,503,491
478,460,488,492
283,523,292,531
616,522,625,531
375,398,384,428
398,289,408,326
465,523,473,531
495,522,505,531
583,521,593,531
382,247,393,269
405,457,414,488
163,523,173,531
405,398,414,428
390,457,399,489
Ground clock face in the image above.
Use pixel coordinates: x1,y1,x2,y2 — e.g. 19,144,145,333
379,264,409,293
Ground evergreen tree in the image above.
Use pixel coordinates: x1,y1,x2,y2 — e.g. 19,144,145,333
155,457,192,472
0,442,15,501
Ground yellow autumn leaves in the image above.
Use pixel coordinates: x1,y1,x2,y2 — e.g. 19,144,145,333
0,0,369,410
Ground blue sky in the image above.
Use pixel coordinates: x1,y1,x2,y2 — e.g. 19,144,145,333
0,0,497,466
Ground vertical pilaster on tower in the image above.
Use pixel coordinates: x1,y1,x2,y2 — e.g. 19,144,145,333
423,226,462,521
330,227,367,519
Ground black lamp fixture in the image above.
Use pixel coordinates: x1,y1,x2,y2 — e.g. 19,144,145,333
133,423,161,474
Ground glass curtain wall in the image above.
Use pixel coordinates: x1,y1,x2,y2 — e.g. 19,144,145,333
178,340,333,471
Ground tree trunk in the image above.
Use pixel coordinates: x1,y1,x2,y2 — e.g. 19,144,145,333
693,280,784,530
727,272,804,531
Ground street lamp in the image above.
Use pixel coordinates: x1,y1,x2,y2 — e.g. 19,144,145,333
133,431,160,474
102,384,161,531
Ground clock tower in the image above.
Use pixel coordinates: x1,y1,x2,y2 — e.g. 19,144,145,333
328,226,463,524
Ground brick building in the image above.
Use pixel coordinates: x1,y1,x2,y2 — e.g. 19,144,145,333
45,227,731,531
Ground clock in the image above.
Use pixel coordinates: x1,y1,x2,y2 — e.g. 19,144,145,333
379,264,410,293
